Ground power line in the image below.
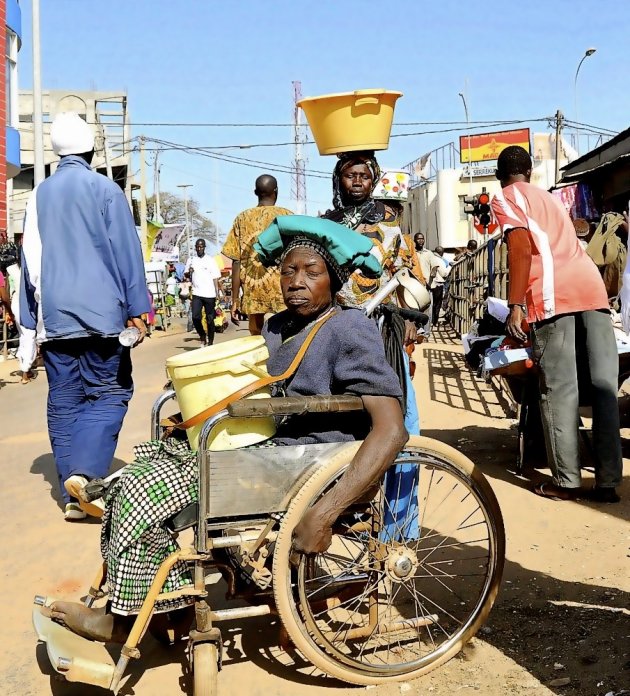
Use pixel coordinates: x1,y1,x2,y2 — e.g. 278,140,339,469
142,137,331,179
88,117,553,128
133,119,556,152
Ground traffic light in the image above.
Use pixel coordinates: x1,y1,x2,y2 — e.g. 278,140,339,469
478,191,491,226
463,196,478,216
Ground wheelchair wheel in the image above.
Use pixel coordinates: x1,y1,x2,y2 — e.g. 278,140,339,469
273,436,505,685
192,642,218,696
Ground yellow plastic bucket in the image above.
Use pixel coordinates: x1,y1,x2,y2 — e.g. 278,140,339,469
166,336,275,451
298,89,403,156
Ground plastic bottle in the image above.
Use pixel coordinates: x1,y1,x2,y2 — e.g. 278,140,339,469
118,327,141,347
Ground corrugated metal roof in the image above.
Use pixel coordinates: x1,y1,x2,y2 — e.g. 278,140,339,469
560,126,630,181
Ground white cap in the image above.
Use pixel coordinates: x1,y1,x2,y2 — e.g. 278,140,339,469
50,112,95,156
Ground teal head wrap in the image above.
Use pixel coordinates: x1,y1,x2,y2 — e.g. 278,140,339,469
253,215,382,280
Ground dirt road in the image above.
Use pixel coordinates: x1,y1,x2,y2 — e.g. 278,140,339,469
1,323,628,696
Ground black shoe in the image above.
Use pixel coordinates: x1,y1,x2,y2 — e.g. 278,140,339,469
585,487,620,503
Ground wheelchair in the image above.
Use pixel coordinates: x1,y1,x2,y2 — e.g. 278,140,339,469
33,384,505,695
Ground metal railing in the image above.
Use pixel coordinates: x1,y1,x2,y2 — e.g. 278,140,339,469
1,318,19,359
448,235,509,334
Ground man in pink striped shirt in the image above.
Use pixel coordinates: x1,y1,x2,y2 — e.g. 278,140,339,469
491,146,621,503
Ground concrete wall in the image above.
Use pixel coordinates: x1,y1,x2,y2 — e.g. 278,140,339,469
11,89,130,237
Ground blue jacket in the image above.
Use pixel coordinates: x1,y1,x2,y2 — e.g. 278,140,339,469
20,156,150,341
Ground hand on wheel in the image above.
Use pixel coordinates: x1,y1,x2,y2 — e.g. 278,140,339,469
293,509,332,555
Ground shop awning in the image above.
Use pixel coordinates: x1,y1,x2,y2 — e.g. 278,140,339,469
559,126,630,183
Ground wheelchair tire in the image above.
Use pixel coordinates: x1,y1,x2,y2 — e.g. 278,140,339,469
193,642,218,696
272,436,505,686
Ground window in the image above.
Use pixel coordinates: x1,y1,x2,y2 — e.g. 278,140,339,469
5,29,18,127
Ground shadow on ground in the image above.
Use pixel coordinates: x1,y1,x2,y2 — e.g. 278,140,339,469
32,550,630,696
31,453,129,513
423,346,514,418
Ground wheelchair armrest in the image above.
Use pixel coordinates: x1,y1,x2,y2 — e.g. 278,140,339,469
227,395,365,418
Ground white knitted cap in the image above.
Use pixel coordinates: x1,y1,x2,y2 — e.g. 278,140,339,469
50,112,95,156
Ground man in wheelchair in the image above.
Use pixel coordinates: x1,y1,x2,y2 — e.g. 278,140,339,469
40,219,408,644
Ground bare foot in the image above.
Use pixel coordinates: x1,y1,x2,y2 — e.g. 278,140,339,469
40,602,130,643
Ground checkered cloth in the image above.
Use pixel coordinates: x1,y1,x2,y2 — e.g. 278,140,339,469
101,439,198,615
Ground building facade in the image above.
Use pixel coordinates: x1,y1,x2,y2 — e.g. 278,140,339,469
402,134,567,252
10,89,130,237
2,0,22,240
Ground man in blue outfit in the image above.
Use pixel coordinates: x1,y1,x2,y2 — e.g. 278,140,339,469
20,112,150,521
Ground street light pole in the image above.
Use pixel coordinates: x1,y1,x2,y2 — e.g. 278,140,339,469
459,89,473,239
573,47,596,155
177,184,192,259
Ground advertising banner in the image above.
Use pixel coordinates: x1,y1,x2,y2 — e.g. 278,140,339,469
150,223,185,262
459,128,530,163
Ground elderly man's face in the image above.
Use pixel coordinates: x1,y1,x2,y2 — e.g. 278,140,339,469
414,234,425,251
340,164,373,205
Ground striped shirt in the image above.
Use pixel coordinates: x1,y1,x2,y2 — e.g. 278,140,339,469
491,181,608,323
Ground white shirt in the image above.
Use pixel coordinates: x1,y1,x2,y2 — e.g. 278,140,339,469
185,254,221,299
430,257,451,287
416,249,442,285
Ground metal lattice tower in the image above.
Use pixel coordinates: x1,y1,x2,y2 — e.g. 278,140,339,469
291,81,307,215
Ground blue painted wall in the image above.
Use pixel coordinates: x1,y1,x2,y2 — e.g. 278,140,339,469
6,127,21,177
7,0,22,45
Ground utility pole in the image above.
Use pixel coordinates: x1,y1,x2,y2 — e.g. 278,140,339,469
139,136,148,259
554,110,564,185
291,81,307,215
97,112,113,180
32,0,45,185
177,184,192,259
153,149,161,223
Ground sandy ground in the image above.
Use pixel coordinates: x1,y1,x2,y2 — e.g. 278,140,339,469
0,321,628,696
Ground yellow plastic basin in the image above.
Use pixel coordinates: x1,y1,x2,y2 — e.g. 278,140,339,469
166,336,275,451
298,89,403,156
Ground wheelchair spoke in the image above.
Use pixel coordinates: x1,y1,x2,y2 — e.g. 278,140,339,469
285,449,503,678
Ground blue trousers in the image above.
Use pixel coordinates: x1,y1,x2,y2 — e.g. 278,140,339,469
42,338,133,504
382,353,420,541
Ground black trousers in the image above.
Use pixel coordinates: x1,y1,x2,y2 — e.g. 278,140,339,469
191,295,216,344
431,285,444,325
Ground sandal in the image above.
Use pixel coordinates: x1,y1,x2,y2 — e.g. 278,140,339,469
584,487,620,504
533,482,579,501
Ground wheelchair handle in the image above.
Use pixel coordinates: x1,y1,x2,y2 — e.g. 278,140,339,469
227,395,365,418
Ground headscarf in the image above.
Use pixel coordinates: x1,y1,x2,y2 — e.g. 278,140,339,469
324,151,386,228
281,236,350,290
254,214,382,279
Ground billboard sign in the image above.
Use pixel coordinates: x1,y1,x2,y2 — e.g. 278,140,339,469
459,128,530,163
150,223,185,262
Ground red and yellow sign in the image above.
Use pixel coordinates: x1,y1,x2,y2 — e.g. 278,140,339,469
459,128,530,163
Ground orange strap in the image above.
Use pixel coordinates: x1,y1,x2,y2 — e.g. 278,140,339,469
175,311,334,430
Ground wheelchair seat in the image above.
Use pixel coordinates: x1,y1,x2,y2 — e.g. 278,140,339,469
165,502,198,533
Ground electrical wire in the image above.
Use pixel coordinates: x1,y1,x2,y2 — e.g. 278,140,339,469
85,117,551,128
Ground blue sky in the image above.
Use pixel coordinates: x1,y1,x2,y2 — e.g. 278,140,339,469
16,0,629,243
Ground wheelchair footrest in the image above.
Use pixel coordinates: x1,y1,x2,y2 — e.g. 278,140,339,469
32,597,116,690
